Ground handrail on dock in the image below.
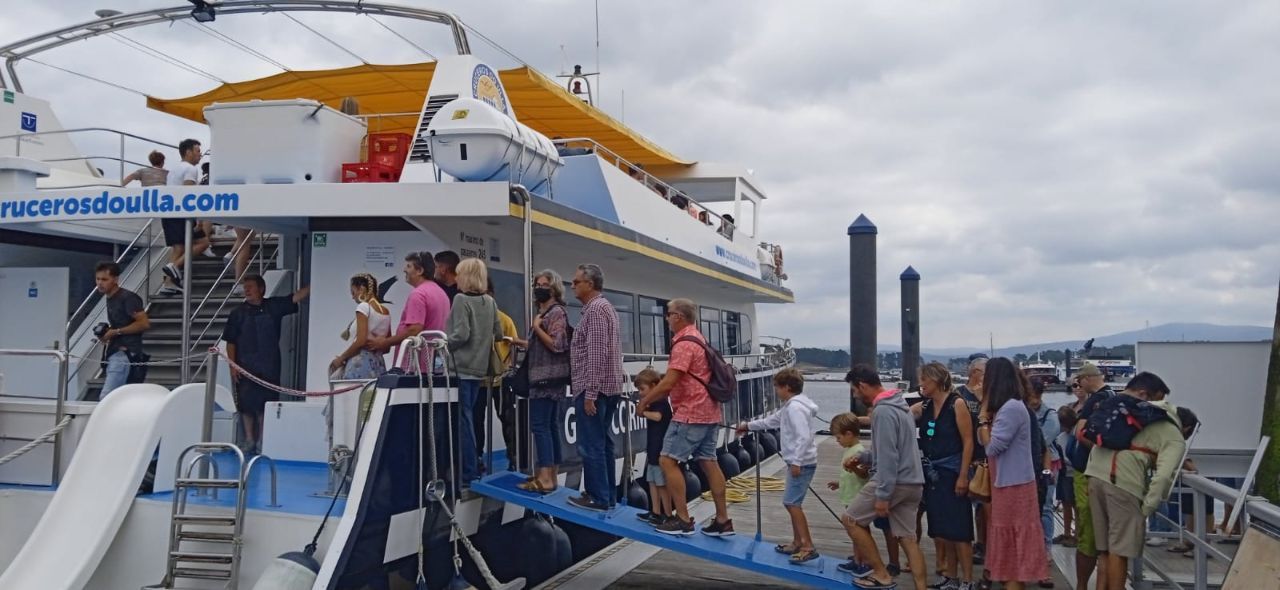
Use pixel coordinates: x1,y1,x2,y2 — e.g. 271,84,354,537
1136,470,1280,590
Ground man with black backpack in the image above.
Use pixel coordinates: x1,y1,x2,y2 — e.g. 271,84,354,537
1083,372,1185,590
637,298,734,537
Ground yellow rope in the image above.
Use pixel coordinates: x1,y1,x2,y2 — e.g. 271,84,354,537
699,474,786,503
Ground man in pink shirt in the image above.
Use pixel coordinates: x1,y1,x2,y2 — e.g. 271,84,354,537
637,298,733,537
367,251,450,371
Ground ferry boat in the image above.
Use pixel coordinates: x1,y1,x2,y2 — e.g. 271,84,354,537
0,3,797,588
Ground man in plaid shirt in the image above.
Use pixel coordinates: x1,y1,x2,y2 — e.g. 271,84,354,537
636,298,734,537
568,264,626,511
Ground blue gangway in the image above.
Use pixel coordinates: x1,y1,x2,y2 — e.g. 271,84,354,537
471,472,857,589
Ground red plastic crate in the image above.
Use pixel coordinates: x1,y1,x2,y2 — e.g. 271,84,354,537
368,133,412,170
341,162,399,183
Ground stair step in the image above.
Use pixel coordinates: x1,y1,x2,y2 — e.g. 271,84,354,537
176,478,240,489
173,514,238,527
177,530,236,543
170,551,235,565
170,566,232,580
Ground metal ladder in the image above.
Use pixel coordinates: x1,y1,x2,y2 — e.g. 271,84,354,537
145,443,278,590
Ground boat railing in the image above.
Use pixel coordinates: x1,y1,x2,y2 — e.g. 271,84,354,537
620,335,795,374
0,348,68,486
63,219,165,390
0,126,178,188
1136,470,1280,590
552,137,739,240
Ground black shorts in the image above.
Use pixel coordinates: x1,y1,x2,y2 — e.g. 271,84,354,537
235,379,279,415
161,218,207,246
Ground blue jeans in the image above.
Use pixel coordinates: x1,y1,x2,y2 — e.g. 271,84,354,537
101,351,130,398
575,393,618,506
530,398,563,468
1042,474,1057,553
457,379,482,483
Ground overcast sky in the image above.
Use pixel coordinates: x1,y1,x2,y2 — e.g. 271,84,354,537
5,1,1278,349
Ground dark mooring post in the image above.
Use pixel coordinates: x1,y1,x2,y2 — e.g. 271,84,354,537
849,214,878,407
900,266,921,391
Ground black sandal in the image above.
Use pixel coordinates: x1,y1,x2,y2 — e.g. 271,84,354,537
852,574,897,589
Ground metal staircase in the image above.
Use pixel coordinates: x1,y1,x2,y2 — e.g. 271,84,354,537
145,443,277,590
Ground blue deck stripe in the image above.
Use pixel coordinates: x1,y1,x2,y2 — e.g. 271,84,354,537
471,472,857,590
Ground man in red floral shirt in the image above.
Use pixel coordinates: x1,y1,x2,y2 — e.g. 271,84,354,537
637,298,733,537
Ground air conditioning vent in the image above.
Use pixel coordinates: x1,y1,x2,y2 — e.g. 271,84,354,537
409,94,459,163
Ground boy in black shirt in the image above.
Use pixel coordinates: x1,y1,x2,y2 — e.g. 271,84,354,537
635,369,673,526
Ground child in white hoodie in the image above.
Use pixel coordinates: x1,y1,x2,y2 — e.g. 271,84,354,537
737,368,820,564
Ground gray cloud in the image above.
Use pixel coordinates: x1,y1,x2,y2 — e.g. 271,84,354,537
4,1,1277,350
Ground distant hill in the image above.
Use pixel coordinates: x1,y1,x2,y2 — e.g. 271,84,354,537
987,323,1272,357
810,322,1272,361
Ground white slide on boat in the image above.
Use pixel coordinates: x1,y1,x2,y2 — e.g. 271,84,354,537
0,383,201,590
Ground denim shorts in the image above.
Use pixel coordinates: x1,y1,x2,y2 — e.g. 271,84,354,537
783,464,818,507
646,464,666,486
661,422,719,462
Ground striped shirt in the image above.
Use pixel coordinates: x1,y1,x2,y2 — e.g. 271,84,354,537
570,293,624,400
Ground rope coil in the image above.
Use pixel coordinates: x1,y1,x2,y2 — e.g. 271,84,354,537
0,415,74,466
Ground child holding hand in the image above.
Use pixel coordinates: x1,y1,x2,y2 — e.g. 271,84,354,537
829,412,874,575
635,369,674,526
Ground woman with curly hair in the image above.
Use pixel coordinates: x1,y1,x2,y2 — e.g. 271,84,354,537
330,272,391,380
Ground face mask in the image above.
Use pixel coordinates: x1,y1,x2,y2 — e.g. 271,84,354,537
533,287,552,303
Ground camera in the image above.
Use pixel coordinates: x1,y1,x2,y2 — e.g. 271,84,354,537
92,322,110,340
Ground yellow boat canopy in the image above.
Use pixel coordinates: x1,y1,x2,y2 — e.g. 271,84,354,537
146,62,692,168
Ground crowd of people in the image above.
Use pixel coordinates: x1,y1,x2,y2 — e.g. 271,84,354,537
753,358,1192,590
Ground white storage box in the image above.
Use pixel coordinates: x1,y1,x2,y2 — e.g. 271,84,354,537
204,99,366,184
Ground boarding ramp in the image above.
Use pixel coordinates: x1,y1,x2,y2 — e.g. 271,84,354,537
0,383,202,590
471,472,857,590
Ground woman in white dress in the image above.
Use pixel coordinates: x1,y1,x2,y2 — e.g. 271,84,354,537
330,272,391,380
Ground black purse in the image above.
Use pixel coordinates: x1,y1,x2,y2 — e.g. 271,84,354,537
509,354,531,398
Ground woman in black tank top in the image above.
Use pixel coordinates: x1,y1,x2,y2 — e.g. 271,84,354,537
916,362,977,587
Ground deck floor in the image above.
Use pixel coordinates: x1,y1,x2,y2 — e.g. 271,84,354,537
609,436,1074,589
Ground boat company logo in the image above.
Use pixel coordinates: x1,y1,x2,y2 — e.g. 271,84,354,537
19,112,36,132
0,188,239,220
715,245,759,272
471,64,509,115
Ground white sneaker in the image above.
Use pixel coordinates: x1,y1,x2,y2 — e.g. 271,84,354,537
202,248,219,258
161,263,182,284
1146,536,1168,547
230,284,245,297
223,250,234,261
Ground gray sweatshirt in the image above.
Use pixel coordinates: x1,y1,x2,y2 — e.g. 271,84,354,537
446,293,502,379
858,390,926,500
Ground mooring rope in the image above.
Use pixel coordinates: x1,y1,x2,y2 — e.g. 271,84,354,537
0,415,74,466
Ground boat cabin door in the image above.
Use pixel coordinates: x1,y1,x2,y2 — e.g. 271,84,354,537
0,267,68,397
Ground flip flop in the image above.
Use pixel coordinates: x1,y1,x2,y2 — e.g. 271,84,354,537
516,480,555,494
774,543,797,554
852,574,897,589
789,548,820,564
